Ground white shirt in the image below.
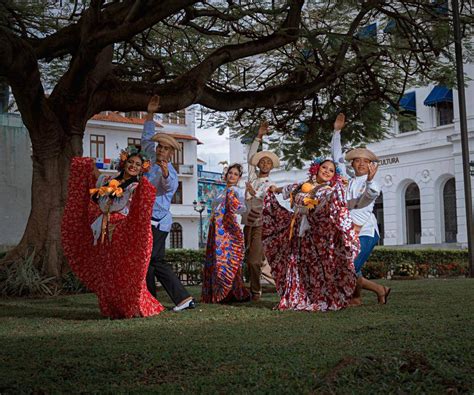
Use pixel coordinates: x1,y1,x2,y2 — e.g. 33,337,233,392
331,131,380,237
241,138,276,227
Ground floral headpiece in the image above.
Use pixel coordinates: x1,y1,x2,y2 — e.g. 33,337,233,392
308,156,343,184
118,145,151,173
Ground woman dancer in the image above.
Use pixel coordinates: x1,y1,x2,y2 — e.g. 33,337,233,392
263,158,360,312
201,163,251,303
62,148,165,319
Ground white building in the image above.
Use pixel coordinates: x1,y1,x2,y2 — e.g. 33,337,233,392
84,109,202,249
230,64,474,248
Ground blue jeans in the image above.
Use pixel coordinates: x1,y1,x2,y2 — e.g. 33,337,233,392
354,233,379,277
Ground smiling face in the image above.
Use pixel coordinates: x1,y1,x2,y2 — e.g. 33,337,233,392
316,160,336,183
156,143,174,162
352,157,371,176
123,155,143,178
257,157,274,175
225,166,242,186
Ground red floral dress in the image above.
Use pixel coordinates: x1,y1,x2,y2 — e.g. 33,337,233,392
262,180,358,312
201,187,251,303
61,157,165,319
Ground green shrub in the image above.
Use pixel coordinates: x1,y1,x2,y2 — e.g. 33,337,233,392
368,248,468,278
362,261,390,279
166,249,205,286
0,250,58,297
393,262,416,277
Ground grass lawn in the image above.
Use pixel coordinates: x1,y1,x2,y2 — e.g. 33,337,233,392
0,279,473,394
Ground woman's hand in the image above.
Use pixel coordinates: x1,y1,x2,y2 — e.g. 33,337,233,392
269,185,282,194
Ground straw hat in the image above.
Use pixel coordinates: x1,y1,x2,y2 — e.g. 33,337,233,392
345,148,378,162
151,133,181,151
249,151,280,168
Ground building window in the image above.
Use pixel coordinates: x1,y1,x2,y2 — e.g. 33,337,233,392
443,178,457,243
170,222,183,249
374,193,384,245
172,182,183,204
405,183,421,244
90,134,105,158
171,142,184,171
398,112,417,133
127,137,141,149
162,110,186,125
125,111,142,119
436,102,454,126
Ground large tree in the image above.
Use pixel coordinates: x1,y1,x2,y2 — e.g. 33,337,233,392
0,0,472,277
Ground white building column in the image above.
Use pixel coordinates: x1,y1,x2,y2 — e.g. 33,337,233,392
418,180,437,244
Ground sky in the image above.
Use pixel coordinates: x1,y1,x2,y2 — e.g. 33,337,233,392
195,126,230,172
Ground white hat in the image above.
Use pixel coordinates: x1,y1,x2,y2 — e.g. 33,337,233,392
249,151,280,168
151,133,181,151
345,148,378,162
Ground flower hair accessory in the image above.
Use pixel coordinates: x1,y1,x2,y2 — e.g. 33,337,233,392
308,156,344,184
118,145,151,173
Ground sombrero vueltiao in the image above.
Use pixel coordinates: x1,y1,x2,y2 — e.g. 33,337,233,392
249,151,280,168
345,148,378,162
151,133,181,151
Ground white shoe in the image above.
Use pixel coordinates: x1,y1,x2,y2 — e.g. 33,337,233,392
172,299,196,312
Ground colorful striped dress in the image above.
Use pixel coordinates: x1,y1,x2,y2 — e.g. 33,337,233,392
201,186,251,303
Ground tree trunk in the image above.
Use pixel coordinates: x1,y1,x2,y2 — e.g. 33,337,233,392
3,133,83,278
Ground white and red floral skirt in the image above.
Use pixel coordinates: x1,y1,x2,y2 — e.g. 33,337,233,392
262,192,358,312
62,157,164,319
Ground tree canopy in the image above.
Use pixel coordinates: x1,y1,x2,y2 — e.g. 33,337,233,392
1,1,473,165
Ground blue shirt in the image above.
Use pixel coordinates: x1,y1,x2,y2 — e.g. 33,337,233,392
142,121,179,232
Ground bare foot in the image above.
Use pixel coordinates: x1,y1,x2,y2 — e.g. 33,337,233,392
348,298,362,307
377,286,391,305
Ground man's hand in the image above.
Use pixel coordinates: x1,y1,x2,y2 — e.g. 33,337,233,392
257,120,269,139
334,113,346,131
147,95,160,114
367,162,379,182
157,160,169,178
353,224,361,236
246,182,256,197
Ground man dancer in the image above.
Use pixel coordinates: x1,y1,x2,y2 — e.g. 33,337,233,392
142,95,195,312
243,121,280,301
331,113,391,305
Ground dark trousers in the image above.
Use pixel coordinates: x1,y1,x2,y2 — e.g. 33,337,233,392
146,226,190,305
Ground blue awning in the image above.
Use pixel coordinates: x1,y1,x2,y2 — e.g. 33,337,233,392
357,23,377,39
423,86,453,107
399,92,416,112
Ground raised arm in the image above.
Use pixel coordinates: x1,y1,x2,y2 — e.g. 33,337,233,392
141,95,160,162
247,120,269,181
331,113,348,177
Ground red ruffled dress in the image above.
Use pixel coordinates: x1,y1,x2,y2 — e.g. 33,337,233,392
262,180,359,312
61,157,165,319
201,187,251,303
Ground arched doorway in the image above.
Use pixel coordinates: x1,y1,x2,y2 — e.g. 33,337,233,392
373,192,384,245
170,222,183,249
443,178,457,243
405,183,421,244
